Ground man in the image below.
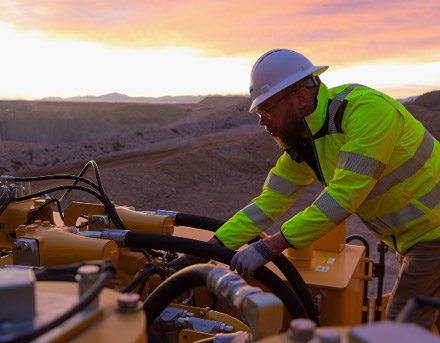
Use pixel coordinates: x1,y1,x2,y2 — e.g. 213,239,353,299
172,49,440,329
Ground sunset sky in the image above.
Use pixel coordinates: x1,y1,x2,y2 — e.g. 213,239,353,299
1,0,439,100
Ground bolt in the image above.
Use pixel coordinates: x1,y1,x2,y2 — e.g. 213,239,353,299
76,265,100,309
287,318,316,341
177,317,189,327
224,325,233,333
116,293,141,313
22,241,31,251
12,241,21,250
316,328,341,343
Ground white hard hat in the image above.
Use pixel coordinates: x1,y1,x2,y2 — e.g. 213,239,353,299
249,49,328,112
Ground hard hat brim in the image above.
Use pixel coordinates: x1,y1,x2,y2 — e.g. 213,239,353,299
249,65,328,113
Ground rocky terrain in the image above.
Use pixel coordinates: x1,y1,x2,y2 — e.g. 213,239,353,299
1,90,439,297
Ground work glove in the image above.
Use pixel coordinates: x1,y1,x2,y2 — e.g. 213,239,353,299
230,239,279,276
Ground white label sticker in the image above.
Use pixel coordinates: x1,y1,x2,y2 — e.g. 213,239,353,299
315,266,330,272
325,257,336,264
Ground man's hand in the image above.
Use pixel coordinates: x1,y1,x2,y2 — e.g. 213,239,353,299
230,239,279,276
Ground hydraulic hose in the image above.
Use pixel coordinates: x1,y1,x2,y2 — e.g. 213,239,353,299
162,212,318,323
122,231,311,322
0,187,17,217
144,264,215,327
174,212,226,232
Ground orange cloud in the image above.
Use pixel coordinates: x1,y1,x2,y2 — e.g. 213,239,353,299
0,0,439,67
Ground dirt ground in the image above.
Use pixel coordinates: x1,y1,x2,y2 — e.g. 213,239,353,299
27,122,398,300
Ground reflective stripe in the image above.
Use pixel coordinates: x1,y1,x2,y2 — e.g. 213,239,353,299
264,172,305,198
418,182,440,210
336,151,386,179
367,204,425,232
242,202,274,230
367,130,435,199
328,84,364,134
314,190,349,224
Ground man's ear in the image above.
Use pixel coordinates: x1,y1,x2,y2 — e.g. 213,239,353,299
294,88,310,110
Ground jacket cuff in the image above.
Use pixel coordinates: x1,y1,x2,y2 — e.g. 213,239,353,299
252,240,279,261
213,235,226,247
280,230,297,249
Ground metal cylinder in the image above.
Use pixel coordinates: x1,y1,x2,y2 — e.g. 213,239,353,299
76,265,100,309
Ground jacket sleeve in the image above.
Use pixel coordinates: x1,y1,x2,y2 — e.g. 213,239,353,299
281,94,405,249
215,152,314,249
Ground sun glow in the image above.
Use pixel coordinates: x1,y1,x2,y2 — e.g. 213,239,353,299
0,23,251,100
323,61,440,99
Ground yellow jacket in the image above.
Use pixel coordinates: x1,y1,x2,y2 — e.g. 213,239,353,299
215,83,440,254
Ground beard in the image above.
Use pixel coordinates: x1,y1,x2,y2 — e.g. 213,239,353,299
274,118,305,150
269,104,306,150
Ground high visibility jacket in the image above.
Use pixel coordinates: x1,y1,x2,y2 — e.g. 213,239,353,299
215,83,440,254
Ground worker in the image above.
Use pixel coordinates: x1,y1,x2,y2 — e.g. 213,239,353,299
169,49,440,329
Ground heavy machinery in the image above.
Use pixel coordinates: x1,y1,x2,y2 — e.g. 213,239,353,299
0,161,439,343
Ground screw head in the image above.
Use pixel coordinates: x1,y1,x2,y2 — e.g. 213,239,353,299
78,265,100,277
117,293,141,312
288,318,316,341
224,325,233,333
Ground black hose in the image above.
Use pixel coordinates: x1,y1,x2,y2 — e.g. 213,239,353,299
144,264,215,327
124,231,310,322
33,261,104,281
14,174,100,193
0,187,17,217
88,161,126,232
25,198,65,225
0,260,115,343
122,266,156,293
346,234,370,323
175,212,226,232
58,160,97,202
12,185,103,203
169,212,318,323
0,188,8,205
16,161,127,232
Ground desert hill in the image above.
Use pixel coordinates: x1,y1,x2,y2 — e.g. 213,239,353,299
41,92,208,104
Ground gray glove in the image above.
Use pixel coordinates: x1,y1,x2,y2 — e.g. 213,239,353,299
230,240,279,276
166,254,209,271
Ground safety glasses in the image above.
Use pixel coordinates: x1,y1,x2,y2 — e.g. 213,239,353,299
255,87,299,120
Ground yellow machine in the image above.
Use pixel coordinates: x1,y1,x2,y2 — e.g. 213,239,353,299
0,166,438,343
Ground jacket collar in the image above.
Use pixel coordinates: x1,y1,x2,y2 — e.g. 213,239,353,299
303,82,330,136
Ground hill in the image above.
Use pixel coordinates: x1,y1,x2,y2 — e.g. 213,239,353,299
403,90,440,139
40,93,241,104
